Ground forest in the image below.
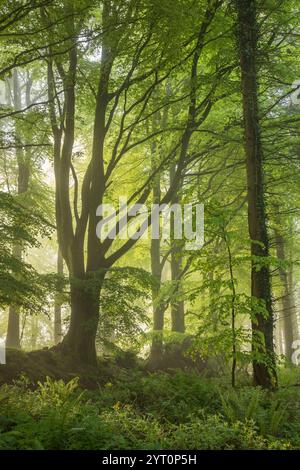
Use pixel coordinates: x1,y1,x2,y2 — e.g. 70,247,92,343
1,0,300,453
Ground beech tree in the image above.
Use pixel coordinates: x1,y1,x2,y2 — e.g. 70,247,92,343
43,0,227,365
236,0,277,387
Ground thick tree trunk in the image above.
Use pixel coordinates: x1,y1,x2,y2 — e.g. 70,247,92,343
236,0,277,387
275,230,294,361
54,248,64,345
61,280,101,366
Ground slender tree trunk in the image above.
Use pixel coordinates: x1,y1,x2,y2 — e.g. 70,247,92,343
54,248,64,345
6,70,30,350
150,235,165,362
170,238,185,333
170,164,185,333
274,230,294,361
6,265,21,348
236,0,277,387
208,240,222,331
31,316,38,350
170,251,185,333
288,264,299,339
275,312,283,356
150,142,164,362
287,230,299,339
224,232,237,388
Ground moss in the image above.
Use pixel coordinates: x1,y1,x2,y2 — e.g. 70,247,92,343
0,348,131,389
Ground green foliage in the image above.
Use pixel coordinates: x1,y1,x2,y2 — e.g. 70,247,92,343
219,387,287,437
93,370,222,422
167,415,286,450
98,267,153,349
1,371,300,450
0,191,56,312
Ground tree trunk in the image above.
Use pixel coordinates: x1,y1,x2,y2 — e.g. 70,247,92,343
170,247,185,333
61,280,101,366
150,236,164,361
275,312,284,356
150,156,164,362
236,0,277,387
274,230,294,362
288,264,299,339
31,316,38,350
6,70,30,350
6,284,21,349
54,248,64,345
170,164,185,333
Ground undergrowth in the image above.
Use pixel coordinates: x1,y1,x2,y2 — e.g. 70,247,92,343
0,367,299,449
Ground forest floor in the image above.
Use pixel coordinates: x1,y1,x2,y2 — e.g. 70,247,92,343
0,348,136,389
0,340,210,389
1,349,300,449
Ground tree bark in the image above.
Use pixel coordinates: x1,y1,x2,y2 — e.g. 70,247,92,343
150,234,165,362
170,251,185,333
6,69,30,350
274,230,295,362
170,164,185,333
275,313,284,356
150,134,165,362
288,263,299,339
61,279,102,365
31,316,38,350
236,0,277,387
54,248,64,345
